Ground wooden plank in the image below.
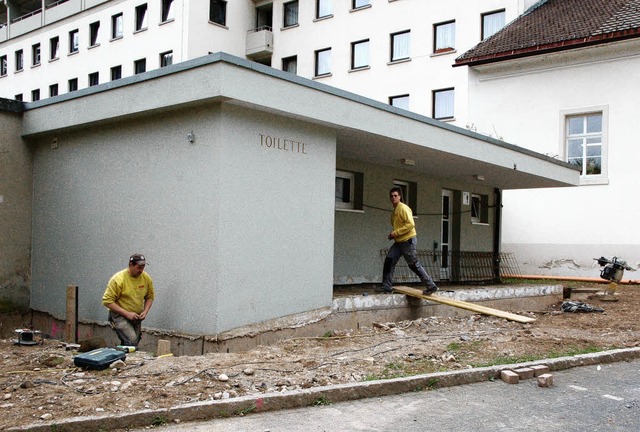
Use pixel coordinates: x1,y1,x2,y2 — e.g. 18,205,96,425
393,286,536,324
65,285,78,343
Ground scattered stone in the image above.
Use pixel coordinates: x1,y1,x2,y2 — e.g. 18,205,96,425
78,337,107,352
243,368,255,376
110,360,126,369
218,374,229,382
20,381,35,389
222,391,230,399
40,413,53,420
38,354,65,368
95,407,105,412
537,373,554,387
3,393,11,400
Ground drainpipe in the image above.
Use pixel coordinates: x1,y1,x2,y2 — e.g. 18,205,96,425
492,188,502,283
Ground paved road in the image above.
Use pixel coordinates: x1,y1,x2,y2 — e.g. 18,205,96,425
140,359,640,431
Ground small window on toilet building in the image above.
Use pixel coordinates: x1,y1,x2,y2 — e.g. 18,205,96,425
335,170,363,211
471,193,489,224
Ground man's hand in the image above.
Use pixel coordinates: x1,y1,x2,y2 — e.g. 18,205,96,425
388,231,396,240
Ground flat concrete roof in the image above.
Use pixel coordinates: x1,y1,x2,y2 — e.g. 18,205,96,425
21,52,580,190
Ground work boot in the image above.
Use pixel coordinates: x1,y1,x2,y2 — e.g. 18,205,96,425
422,285,438,295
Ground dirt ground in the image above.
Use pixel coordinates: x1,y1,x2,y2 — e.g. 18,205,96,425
1,282,639,430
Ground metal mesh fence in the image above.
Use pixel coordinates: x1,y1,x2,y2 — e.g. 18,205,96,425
379,249,522,284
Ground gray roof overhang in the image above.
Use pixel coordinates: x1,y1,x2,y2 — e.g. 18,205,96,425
21,52,580,190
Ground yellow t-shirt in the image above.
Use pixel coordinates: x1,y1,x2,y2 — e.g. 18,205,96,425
390,201,417,243
102,268,155,314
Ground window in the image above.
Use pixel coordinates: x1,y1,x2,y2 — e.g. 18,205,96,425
14,94,23,101
209,0,226,25
89,21,100,46
160,51,173,67
394,180,417,214
434,20,455,53
31,89,40,102
111,65,122,81
282,55,297,74
68,78,78,92
15,49,24,71
390,31,410,62
317,0,332,18
351,39,369,69
471,194,489,224
433,88,454,120
283,1,299,27
112,13,123,39
49,84,58,97
335,170,363,211
69,29,79,53
135,4,148,31
0,55,6,76
314,48,331,77
88,72,99,86
134,58,146,74
162,0,175,22
353,0,369,8
32,43,41,66
566,113,603,177
482,9,505,40
50,36,59,60
389,94,410,110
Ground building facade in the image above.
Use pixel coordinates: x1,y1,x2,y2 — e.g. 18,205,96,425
456,0,640,277
1,0,538,128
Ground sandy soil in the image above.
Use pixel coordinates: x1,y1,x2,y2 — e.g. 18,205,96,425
1,283,639,430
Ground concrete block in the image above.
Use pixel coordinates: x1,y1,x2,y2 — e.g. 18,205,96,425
537,373,554,387
531,364,550,376
514,367,535,380
500,370,520,384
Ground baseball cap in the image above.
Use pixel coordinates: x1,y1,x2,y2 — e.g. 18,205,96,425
129,253,147,266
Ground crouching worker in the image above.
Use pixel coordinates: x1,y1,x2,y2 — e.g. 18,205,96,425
102,253,155,347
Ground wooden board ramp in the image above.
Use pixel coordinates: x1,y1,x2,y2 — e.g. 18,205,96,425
393,286,536,324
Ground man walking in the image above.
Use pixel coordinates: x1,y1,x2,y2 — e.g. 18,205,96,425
382,187,438,295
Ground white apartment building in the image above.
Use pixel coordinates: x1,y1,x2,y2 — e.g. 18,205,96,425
0,0,536,127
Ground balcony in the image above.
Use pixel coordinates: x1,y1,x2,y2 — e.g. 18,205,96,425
246,26,273,60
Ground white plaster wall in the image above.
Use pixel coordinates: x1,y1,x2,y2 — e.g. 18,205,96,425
214,104,336,331
30,104,224,334
0,109,31,311
466,42,640,274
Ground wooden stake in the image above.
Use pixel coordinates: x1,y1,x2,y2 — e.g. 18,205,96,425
65,285,79,343
393,285,536,324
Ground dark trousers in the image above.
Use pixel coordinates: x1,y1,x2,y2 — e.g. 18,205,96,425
382,237,437,291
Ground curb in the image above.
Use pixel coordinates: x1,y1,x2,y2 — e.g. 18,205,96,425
10,347,640,431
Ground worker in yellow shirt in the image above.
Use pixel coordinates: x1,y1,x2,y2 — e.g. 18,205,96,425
381,187,438,295
102,253,155,347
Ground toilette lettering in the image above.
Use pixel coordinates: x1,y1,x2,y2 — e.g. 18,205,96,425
259,134,307,155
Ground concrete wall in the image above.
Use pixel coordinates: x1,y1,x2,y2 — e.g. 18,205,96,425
29,101,336,335
466,40,640,276
0,101,30,312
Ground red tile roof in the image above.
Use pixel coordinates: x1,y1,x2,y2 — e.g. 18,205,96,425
455,0,640,66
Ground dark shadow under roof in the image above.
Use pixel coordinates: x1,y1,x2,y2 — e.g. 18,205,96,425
456,0,640,66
